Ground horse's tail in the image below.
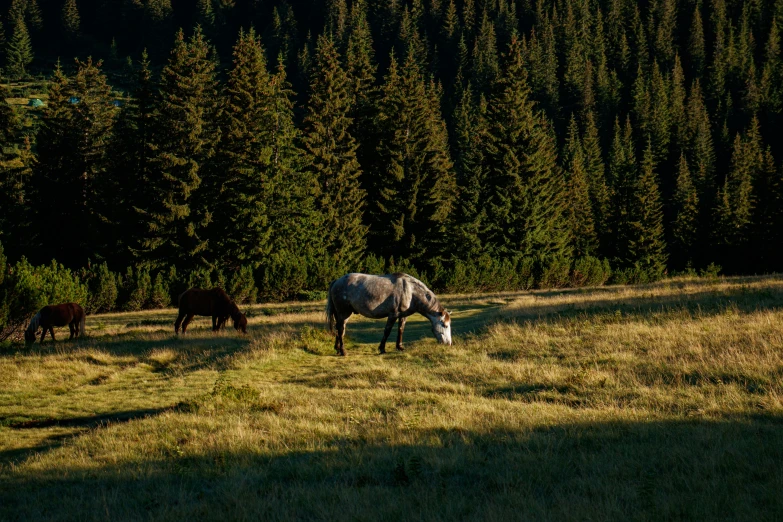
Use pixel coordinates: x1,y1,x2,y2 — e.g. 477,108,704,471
325,281,336,334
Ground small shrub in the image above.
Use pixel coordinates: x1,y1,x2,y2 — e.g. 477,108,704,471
257,252,308,301
120,266,150,312
571,257,612,288
700,263,722,279
147,272,169,309
0,257,88,341
228,266,257,304
362,254,386,275
537,256,572,289
83,262,118,314
187,267,213,290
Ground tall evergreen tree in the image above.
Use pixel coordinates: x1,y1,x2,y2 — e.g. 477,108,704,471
104,50,157,265
483,36,571,260
582,110,611,253
671,153,700,268
368,49,456,264
31,59,116,267
61,0,80,38
303,34,367,271
5,17,33,79
563,116,598,257
139,27,220,270
628,142,667,277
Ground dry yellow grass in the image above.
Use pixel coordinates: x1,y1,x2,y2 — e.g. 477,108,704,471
1,275,782,521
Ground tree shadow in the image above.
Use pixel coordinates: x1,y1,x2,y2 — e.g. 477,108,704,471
1,416,781,520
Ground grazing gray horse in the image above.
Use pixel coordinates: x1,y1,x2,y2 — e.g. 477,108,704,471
326,273,452,356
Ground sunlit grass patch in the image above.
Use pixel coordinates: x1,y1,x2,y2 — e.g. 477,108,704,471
1,275,782,520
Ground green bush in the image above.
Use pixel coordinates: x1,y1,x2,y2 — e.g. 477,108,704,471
120,266,151,311
148,272,169,309
362,254,386,276
187,267,213,290
83,262,118,314
257,252,308,301
571,257,612,288
228,265,257,304
0,257,88,341
537,256,572,289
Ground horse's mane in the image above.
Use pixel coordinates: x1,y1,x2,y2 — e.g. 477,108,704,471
395,274,444,315
26,312,41,333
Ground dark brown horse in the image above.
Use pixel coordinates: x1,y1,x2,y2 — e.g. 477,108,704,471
24,303,86,343
174,288,248,334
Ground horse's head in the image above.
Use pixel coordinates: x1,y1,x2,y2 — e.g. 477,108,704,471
429,310,452,345
24,328,37,343
233,312,248,334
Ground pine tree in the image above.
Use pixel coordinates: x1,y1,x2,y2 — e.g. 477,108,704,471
263,58,322,267
483,36,571,260
628,142,667,278
689,5,706,77
609,117,638,264
303,34,367,271
31,59,116,267
563,116,598,257
582,110,611,253
6,17,33,79
671,154,699,268
105,50,157,265
140,28,220,270
452,84,489,258
369,49,456,264
752,148,783,270
208,29,273,270
61,0,80,38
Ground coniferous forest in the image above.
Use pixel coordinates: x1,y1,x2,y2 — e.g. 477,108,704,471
1,0,783,313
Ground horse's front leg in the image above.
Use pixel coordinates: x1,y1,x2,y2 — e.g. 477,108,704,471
174,312,186,334
378,316,396,354
49,327,55,342
396,317,407,351
212,315,218,332
40,329,46,344
69,322,75,339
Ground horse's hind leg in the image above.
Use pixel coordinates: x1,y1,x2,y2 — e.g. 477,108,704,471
69,322,76,339
181,314,195,334
174,311,186,334
396,317,407,351
48,327,55,342
334,319,347,356
378,316,396,354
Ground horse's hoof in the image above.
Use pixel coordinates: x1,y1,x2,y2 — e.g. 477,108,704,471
396,346,404,352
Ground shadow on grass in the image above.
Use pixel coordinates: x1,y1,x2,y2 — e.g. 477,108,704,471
0,404,190,466
1,416,781,520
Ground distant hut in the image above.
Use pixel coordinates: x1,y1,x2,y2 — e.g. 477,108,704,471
28,98,44,108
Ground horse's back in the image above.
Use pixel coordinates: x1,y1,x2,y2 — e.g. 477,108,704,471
41,303,81,326
179,287,233,316
332,273,416,318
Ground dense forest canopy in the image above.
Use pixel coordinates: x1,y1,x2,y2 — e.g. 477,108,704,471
1,0,782,300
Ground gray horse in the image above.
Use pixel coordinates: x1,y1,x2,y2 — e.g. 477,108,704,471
326,272,452,356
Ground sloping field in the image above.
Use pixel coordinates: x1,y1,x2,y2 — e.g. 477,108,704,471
1,276,782,521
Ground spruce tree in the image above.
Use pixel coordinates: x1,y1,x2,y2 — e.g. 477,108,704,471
61,0,80,38
451,84,488,258
209,29,272,270
582,110,611,253
31,59,116,267
105,50,157,265
369,49,456,264
483,36,571,260
5,17,33,79
563,116,598,257
303,34,367,271
671,154,700,268
689,5,706,77
140,27,220,270
609,117,638,265
628,142,667,278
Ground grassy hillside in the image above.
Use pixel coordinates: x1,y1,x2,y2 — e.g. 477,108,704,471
1,275,782,521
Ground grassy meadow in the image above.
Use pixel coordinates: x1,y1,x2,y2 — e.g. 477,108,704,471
1,275,782,521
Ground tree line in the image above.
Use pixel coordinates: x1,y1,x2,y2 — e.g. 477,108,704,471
1,0,782,304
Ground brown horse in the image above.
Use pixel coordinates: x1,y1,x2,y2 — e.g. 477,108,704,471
24,303,86,343
174,288,248,334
